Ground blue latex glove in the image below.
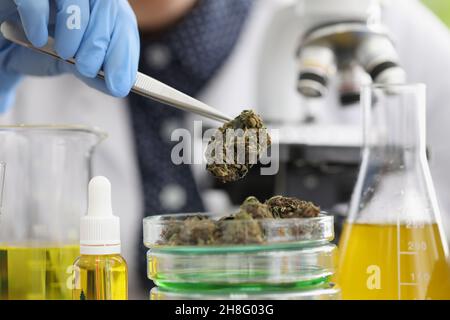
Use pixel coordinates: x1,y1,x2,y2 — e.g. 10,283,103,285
0,0,140,113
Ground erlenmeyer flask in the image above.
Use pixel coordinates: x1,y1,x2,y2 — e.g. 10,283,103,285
337,84,450,300
0,125,105,300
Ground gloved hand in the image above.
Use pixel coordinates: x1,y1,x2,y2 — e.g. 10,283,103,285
0,0,140,112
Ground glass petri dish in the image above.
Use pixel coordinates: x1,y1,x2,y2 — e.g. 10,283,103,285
144,212,335,290
147,244,337,290
143,213,334,251
150,283,341,300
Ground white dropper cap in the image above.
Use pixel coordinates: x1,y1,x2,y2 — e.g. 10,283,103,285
80,176,121,255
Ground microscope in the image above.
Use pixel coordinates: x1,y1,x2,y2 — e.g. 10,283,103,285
296,0,405,102
220,0,406,240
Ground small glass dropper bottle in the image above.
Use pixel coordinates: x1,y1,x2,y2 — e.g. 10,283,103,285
72,176,128,300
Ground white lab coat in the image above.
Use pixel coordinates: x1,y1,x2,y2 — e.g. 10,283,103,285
1,0,450,299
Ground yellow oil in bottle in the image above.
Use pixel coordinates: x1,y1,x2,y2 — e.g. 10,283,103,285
72,254,128,300
0,244,79,300
337,223,450,300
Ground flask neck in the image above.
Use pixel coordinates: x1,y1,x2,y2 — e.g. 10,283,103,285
363,85,427,168
348,84,443,226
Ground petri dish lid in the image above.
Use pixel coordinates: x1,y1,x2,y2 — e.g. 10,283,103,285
143,212,334,251
150,283,341,300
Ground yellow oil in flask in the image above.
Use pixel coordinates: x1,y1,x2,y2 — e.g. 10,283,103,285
338,223,450,299
0,244,79,300
336,84,450,300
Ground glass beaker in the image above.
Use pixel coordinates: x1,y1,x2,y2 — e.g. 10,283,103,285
0,125,105,300
337,84,450,300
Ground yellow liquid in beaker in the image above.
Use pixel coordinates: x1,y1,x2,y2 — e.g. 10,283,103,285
0,244,79,300
337,223,450,300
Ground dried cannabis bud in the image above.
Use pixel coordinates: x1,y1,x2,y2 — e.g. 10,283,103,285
161,215,217,246
290,220,324,239
239,196,273,220
206,110,271,183
265,196,320,218
158,196,322,246
216,211,264,244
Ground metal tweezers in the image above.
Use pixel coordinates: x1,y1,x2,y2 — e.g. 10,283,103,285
0,21,233,123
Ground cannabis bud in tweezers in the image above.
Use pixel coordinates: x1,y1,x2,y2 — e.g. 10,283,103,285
265,196,320,218
206,110,272,183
